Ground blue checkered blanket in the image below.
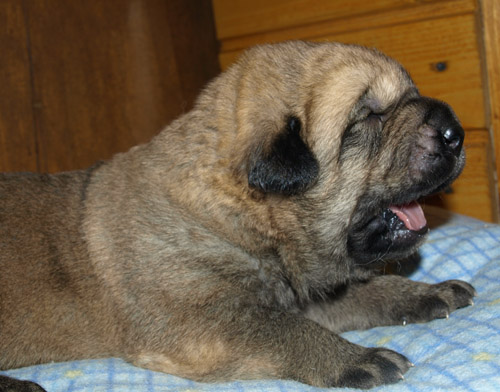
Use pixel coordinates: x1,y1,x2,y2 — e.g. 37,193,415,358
3,207,500,391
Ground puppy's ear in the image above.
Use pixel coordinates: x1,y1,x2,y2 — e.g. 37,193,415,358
248,116,319,195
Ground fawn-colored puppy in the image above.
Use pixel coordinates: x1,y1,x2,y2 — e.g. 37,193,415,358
0,41,474,391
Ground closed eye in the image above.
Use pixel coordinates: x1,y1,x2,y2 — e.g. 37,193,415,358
339,111,386,164
366,112,387,124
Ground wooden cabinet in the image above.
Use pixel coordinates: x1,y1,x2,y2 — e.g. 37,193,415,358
212,0,500,222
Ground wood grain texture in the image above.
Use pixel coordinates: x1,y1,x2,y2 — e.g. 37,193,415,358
219,14,484,130
0,1,38,172
217,0,476,52
213,0,475,40
426,129,498,222
479,0,500,203
21,0,219,173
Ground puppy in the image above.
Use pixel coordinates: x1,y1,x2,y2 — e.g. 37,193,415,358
0,41,475,390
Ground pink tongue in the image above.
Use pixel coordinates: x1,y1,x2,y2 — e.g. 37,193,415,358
389,201,427,231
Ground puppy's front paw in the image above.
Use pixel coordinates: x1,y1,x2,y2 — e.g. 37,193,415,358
404,279,476,324
335,347,412,389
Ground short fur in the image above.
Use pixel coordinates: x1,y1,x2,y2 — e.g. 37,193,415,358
0,41,475,391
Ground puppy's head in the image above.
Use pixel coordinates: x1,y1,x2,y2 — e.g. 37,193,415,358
343,94,464,264
225,41,464,266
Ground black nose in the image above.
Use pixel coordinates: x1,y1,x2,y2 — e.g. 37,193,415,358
421,98,464,157
440,126,464,156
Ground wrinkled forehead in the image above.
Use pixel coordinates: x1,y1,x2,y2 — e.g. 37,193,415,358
304,49,416,156
314,50,415,113
368,67,414,103
336,50,413,104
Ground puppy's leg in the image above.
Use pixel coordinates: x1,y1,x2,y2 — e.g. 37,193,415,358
303,275,476,333
0,375,46,392
130,307,412,389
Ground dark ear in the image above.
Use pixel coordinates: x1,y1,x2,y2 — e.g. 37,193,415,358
248,116,319,195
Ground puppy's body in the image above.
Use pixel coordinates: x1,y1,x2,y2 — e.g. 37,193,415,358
0,170,120,367
0,42,475,390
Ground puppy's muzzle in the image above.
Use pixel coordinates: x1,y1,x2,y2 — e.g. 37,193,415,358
346,97,465,265
410,98,465,184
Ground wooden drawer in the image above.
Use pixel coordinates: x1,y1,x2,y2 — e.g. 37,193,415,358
218,13,485,130
426,129,498,223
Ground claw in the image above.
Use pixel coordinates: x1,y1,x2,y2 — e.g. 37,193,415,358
404,359,415,368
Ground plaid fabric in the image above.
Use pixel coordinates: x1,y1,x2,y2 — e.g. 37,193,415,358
3,207,500,391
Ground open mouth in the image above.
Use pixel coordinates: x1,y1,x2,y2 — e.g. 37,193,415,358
387,201,428,233
347,199,430,265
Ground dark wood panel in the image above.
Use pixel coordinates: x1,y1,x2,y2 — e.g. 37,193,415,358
23,0,219,172
164,0,221,110
0,0,38,172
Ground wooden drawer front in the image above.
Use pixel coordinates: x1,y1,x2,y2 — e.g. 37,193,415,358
426,129,499,223
219,13,484,130
213,0,474,40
